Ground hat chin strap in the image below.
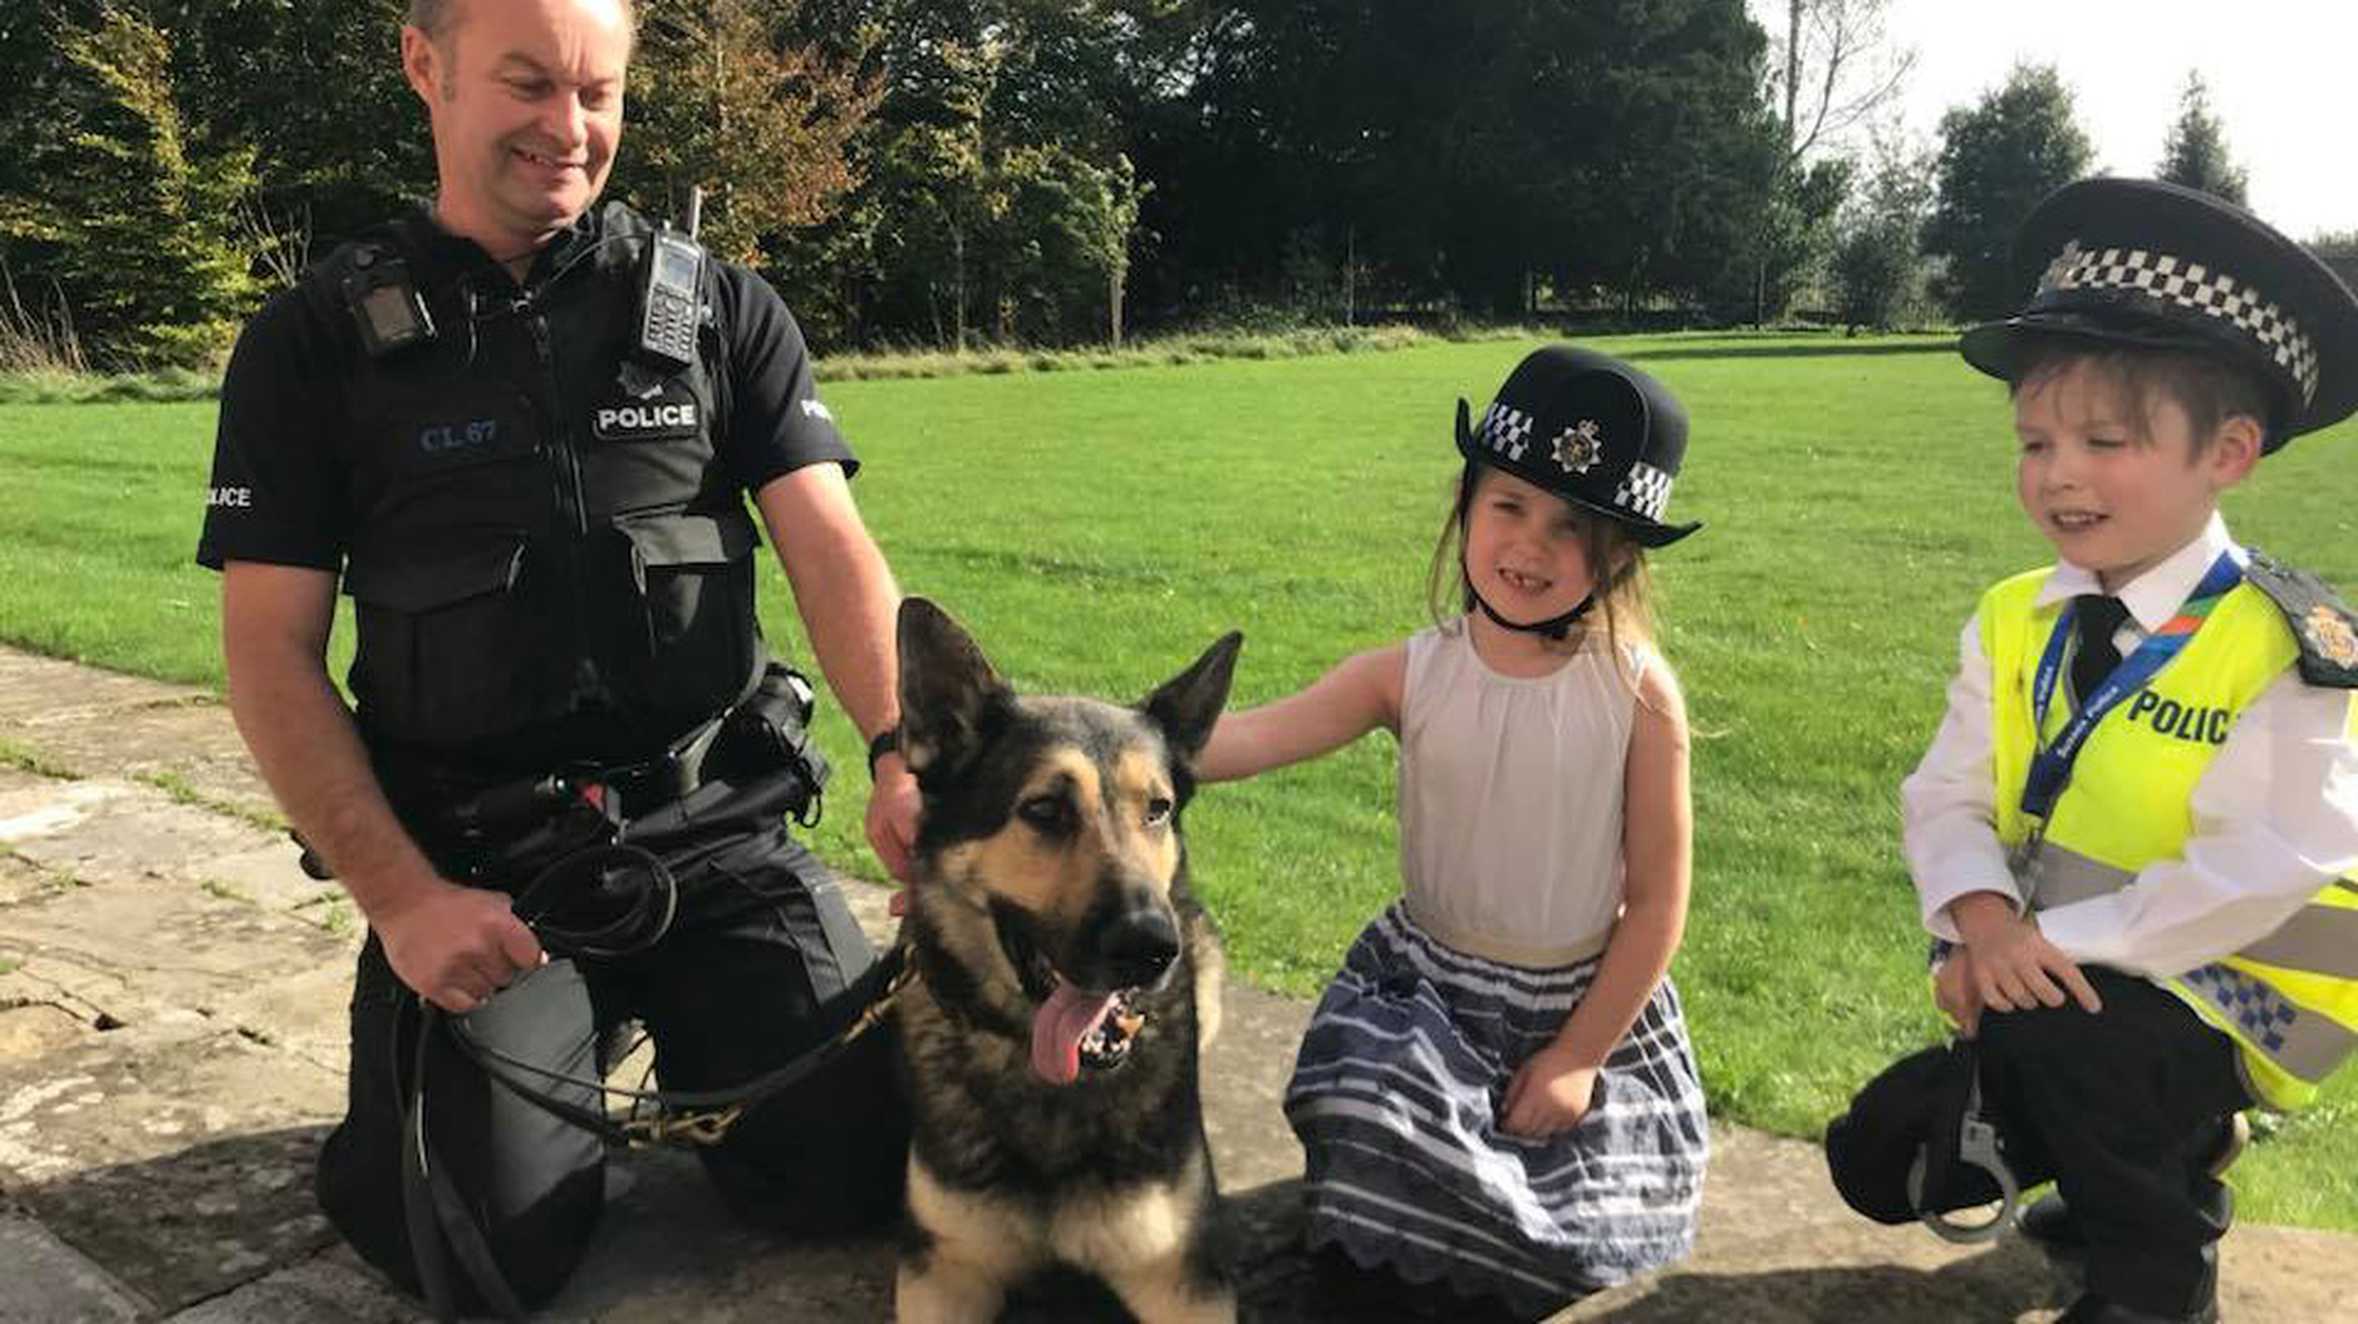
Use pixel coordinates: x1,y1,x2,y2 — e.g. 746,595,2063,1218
1466,576,1597,642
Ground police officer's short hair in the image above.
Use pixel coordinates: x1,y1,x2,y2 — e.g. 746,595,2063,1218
406,0,456,40
407,0,637,42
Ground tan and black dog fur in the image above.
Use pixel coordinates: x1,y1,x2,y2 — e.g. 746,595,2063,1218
889,598,1240,1324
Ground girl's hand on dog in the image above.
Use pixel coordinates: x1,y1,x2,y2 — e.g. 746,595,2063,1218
376,877,546,1014
1500,1046,1600,1137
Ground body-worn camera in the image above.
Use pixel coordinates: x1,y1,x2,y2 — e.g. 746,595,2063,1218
342,248,436,358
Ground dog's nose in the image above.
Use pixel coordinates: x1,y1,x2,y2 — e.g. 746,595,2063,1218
1098,909,1179,988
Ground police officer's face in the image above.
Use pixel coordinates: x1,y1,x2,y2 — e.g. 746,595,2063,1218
403,0,631,257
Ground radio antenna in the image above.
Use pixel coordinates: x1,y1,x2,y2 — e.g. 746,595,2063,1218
685,186,704,240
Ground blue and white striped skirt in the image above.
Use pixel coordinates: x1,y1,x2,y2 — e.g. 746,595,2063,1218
1284,903,1709,1313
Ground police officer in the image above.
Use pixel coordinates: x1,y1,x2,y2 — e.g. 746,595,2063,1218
195,0,920,1311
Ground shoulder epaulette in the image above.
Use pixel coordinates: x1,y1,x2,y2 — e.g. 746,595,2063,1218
2243,550,2358,688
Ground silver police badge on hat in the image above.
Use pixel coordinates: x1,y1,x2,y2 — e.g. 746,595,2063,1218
1552,419,1603,475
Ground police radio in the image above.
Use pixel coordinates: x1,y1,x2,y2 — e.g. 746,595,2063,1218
632,188,706,373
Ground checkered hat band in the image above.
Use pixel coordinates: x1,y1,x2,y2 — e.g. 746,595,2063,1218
2040,243,2319,405
1614,461,1673,520
1479,403,1537,460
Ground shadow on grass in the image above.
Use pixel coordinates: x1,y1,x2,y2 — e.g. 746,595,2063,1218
1618,340,1958,364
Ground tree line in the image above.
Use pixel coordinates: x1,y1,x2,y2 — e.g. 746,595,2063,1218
0,0,2322,371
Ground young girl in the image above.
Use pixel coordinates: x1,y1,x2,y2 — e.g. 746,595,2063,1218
1200,345,1710,1317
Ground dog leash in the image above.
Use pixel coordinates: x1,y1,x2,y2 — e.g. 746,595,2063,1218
399,833,915,1323
400,941,914,1323
444,940,916,1148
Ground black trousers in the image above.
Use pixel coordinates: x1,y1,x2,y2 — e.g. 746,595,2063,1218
1881,969,2249,1316
314,816,910,1312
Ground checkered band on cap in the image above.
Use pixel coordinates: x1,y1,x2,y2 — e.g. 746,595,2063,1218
1614,460,1674,520
2040,241,2321,406
1477,402,1537,461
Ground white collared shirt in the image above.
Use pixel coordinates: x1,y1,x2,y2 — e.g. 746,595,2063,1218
1901,512,2358,977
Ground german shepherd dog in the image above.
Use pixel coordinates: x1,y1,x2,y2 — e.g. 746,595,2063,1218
889,598,1241,1324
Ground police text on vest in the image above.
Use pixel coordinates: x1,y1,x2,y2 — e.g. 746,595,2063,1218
2125,691,2233,745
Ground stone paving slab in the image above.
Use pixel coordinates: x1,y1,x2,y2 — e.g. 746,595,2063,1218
0,649,199,725
165,1251,421,1324
0,777,282,887
1559,1128,2358,1323
0,650,275,820
0,860,354,1042
1,1029,344,1310
1,1209,153,1322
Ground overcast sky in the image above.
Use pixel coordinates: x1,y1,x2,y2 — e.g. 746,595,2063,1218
1752,0,2355,241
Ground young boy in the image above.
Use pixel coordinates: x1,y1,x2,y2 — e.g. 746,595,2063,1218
1856,178,2358,1324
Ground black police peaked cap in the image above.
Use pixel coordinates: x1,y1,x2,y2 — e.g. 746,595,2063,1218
1959,177,2358,451
1454,345,1702,547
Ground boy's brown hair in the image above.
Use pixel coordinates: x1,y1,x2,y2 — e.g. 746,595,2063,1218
2010,333,2273,457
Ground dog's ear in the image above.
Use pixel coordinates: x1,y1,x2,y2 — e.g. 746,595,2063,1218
897,597,1009,776
1141,631,1243,763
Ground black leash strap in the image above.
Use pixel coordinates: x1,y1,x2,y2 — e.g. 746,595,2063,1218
393,839,677,1323
403,1000,531,1323
450,941,912,1148
398,939,911,1323
386,759,878,1322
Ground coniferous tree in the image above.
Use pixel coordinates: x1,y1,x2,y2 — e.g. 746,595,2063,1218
2157,71,2248,207
0,4,259,368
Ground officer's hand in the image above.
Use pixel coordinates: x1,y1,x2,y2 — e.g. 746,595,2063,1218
867,752,920,885
373,878,546,1014
1951,894,2102,1018
1934,948,1985,1038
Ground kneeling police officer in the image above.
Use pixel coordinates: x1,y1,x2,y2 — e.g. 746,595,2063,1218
196,0,919,1312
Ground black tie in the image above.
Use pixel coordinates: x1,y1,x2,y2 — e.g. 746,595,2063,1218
2071,594,2129,706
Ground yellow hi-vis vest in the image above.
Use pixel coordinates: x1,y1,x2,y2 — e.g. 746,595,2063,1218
1983,568,2358,1111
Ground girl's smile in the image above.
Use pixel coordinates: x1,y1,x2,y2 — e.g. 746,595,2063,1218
1465,468,1598,625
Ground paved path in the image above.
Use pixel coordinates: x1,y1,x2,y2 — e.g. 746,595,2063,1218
1,644,2349,1322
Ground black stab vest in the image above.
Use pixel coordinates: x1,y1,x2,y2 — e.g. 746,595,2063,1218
305,203,762,770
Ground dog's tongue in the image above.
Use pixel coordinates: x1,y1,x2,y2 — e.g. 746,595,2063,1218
1030,983,1119,1086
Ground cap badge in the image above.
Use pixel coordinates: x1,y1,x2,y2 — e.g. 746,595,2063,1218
2304,604,2358,668
1551,419,1603,474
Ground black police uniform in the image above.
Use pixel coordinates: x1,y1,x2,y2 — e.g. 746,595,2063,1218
197,200,907,1310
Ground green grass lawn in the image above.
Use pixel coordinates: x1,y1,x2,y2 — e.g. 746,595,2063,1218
4,331,2354,1230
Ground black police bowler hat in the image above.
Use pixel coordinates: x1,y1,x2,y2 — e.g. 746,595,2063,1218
1825,1040,2009,1226
1454,345,1702,547
1959,177,2358,450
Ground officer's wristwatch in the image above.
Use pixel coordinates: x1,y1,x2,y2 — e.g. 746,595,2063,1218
867,727,901,780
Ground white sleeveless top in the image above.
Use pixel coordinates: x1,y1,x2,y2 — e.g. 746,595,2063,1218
1397,621,1646,967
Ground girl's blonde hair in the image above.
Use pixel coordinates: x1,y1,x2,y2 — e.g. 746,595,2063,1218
1424,462,1659,673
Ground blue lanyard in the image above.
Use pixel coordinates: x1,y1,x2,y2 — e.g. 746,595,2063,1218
2020,552,2243,821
